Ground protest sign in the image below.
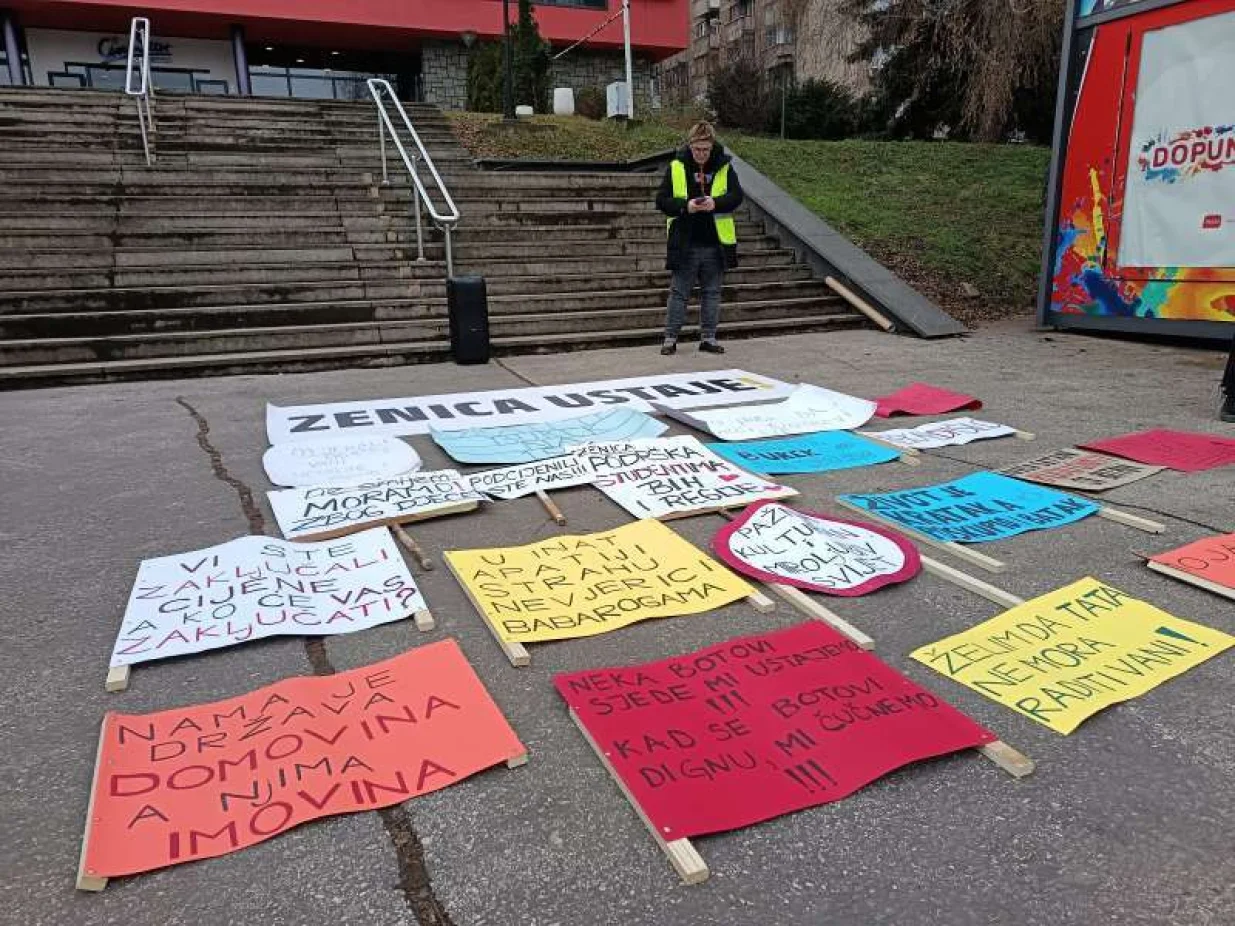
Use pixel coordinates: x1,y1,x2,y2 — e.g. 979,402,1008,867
706,431,900,475
1079,429,1235,472
431,408,665,464
873,383,982,418
911,577,1234,734
108,528,426,677
839,472,1099,544
657,384,875,441
466,454,595,500
79,639,526,887
573,436,797,520
445,520,755,660
713,501,920,596
268,470,483,541
555,621,996,841
999,448,1163,492
859,417,1017,451
1147,532,1235,600
262,435,420,488
266,370,792,443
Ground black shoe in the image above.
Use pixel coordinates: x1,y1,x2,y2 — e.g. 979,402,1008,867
699,340,725,354
660,341,677,356
1221,393,1235,423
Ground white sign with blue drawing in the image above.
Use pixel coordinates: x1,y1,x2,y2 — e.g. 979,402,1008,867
430,407,667,464
707,431,900,474
658,384,876,441
838,472,1100,544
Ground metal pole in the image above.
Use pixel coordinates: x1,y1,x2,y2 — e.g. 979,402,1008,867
230,25,251,95
622,0,634,119
780,80,786,139
502,0,515,120
2,12,24,86
378,110,388,183
411,156,425,262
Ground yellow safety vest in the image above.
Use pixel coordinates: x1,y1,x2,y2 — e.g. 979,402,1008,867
668,159,737,245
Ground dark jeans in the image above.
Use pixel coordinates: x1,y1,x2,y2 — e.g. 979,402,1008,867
1224,334,1235,393
664,246,723,341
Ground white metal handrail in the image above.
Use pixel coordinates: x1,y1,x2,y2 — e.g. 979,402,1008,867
367,78,460,276
125,16,155,166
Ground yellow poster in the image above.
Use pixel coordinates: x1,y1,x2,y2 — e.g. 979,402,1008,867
911,577,1233,734
444,519,754,644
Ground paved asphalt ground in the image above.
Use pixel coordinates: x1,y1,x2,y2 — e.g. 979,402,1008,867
2,321,1232,926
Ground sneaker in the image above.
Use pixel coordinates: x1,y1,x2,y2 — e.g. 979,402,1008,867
1221,393,1235,423
660,340,677,356
699,340,725,354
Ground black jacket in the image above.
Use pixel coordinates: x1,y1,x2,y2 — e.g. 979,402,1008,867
655,143,745,271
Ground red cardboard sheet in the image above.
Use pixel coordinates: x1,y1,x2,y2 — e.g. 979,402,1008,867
874,382,982,418
82,640,525,880
1079,429,1235,472
555,622,993,840
1150,532,1235,590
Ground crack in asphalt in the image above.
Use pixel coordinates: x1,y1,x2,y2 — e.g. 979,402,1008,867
176,395,455,926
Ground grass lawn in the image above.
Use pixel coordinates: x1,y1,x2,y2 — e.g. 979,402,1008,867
446,113,1051,325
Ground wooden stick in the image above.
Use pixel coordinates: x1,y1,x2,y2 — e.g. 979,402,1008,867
535,489,568,526
104,665,130,693
834,498,1007,574
1146,559,1235,601
764,582,875,649
825,275,895,332
1014,430,1036,441
76,717,110,892
978,740,1035,778
413,609,435,632
505,752,530,769
1097,505,1165,534
568,709,709,884
392,524,435,570
743,584,777,614
897,452,921,467
920,555,1024,609
860,433,921,456
443,555,531,667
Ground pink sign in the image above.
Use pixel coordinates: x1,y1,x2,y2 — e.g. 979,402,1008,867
713,501,920,596
874,382,982,418
555,622,994,839
1080,429,1235,472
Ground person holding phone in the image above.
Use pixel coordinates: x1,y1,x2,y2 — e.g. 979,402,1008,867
655,121,744,355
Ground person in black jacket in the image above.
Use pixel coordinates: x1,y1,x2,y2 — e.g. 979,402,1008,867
1222,335,1235,422
654,121,745,355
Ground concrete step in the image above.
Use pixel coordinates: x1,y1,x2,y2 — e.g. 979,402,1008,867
0,312,867,388
0,297,853,365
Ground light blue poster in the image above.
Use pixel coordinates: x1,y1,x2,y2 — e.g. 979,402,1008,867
430,407,667,464
838,472,1100,544
706,431,900,474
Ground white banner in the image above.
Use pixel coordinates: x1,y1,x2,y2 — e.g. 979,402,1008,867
661,384,876,441
467,455,596,500
262,434,421,488
1117,10,1235,268
266,370,793,443
269,471,484,541
573,435,797,520
859,417,1016,450
110,528,424,668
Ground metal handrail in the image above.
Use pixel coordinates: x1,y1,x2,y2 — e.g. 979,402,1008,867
366,78,460,276
125,17,155,165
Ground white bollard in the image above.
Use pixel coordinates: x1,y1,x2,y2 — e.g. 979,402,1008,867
553,87,575,116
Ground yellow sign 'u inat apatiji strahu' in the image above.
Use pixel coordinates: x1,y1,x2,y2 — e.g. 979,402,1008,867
911,576,1232,734
444,519,754,644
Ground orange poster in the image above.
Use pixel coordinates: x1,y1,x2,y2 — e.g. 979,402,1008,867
1150,532,1235,590
80,639,525,884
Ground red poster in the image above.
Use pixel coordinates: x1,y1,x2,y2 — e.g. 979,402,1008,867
873,382,982,418
555,623,994,839
81,640,525,881
1080,429,1235,472
1150,532,1235,589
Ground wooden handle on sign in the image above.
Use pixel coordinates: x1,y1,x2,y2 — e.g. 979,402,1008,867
978,740,1035,778
920,556,1024,609
536,489,567,526
1097,505,1165,534
393,525,435,570
76,718,110,891
766,582,875,650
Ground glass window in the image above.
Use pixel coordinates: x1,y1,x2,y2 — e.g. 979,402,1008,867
251,70,292,97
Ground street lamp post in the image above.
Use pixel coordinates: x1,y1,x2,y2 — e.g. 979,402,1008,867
502,0,515,120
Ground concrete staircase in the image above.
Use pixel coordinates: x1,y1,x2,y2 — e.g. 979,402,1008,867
0,88,867,387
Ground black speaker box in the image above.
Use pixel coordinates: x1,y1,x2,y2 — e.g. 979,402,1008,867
446,274,490,365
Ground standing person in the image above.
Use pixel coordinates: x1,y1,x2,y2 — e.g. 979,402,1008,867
655,121,744,355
